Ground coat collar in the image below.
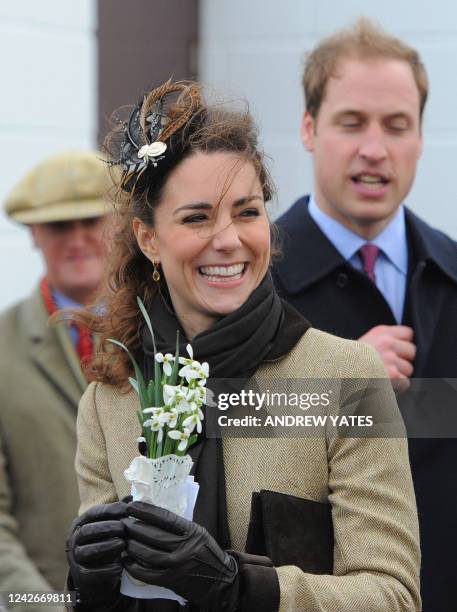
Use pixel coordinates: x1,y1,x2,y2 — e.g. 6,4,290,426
274,196,347,294
274,196,457,292
21,287,87,406
404,208,457,284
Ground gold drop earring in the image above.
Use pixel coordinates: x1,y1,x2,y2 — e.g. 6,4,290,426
152,259,161,282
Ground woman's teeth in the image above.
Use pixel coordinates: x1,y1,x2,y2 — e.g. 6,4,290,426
199,263,245,282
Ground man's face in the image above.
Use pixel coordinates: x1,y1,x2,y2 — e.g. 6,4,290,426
302,58,423,239
31,217,108,304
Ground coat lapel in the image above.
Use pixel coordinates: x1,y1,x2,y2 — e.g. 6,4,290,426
274,196,347,294
405,210,457,376
22,288,86,410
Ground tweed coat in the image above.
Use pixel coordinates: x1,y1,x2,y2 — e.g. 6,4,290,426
76,328,421,611
0,288,85,609
273,196,457,611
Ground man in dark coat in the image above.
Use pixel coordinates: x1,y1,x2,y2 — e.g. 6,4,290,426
272,18,457,612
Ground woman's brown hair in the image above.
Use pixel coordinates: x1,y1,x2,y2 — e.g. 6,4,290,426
60,80,275,386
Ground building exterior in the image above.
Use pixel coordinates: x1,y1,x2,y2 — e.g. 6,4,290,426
1,0,456,308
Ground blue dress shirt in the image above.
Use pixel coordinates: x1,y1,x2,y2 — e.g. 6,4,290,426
52,289,84,346
308,195,408,323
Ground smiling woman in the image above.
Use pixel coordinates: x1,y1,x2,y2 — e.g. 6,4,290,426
133,151,271,339
65,80,421,612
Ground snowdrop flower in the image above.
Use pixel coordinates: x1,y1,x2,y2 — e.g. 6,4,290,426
178,345,198,370
182,407,204,434
143,406,164,415
155,352,174,377
185,387,203,404
163,384,191,411
178,363,199,383
178,351,194,368
162,407,179,429
199,362,210,378
168,427,191,452
143,413,168,442
179,361,209,384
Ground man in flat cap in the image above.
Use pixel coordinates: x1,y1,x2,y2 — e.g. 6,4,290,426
0,150,111,605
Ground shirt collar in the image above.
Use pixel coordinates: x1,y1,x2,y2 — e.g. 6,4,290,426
52,288,84,310
308,194,408,275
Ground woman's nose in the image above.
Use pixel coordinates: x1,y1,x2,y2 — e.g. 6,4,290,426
211,220,242,251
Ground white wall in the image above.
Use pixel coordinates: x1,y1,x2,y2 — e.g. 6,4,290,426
199,0,457,239
0,1,97,310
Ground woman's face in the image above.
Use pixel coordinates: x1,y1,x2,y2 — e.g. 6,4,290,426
134,151,271,339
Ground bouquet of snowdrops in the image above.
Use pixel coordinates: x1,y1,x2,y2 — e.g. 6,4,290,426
109,298,208,602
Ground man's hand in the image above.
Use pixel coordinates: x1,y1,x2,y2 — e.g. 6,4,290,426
359,325,416,383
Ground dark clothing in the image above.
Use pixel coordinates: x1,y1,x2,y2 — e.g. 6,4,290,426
273,195,457,612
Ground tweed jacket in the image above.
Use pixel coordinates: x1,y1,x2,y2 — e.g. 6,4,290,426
0,288,85,609
273,196,457,611
76,328,421,612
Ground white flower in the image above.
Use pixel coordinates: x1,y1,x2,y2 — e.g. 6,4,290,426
178,363,199,382
177,344,210,383
178,345,195,367
162,407,179,429
185,388,201,404
182,407,204,434
200,362,210,378
168,427,191,452
143,406,163,415
137,436,146,443
179,361,208,383
143,412,168,442
163,384,191,411
155,352,174,377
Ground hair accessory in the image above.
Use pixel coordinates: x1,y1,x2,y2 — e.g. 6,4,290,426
106,80,203,193
152,260,161,283
108,98,168,179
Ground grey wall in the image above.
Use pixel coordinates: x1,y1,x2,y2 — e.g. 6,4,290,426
199,0,457,239
0,1,97,310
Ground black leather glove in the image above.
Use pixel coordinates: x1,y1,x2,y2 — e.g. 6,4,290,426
66,501,129,611
123,501,240,612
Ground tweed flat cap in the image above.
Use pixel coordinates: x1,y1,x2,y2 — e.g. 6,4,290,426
4,150,112,224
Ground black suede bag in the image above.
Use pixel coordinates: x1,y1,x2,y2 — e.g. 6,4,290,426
245,490,334,574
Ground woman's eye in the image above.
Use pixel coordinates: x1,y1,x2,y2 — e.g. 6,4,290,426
182,214,208,224
239,208,260,217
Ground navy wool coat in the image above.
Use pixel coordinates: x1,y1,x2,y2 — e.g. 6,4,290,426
273,195,457,612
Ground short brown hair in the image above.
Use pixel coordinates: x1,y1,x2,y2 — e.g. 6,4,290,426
303,17,428,120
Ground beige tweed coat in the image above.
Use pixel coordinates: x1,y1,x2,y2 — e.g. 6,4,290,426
76,328,421,611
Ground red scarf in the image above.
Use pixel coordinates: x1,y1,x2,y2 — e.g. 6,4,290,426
40,277,93,366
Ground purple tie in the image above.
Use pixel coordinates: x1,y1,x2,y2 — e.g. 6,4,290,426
359,244,380,283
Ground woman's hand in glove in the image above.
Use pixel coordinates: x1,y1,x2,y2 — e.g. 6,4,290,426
123,501,240,612
66,501,129,610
